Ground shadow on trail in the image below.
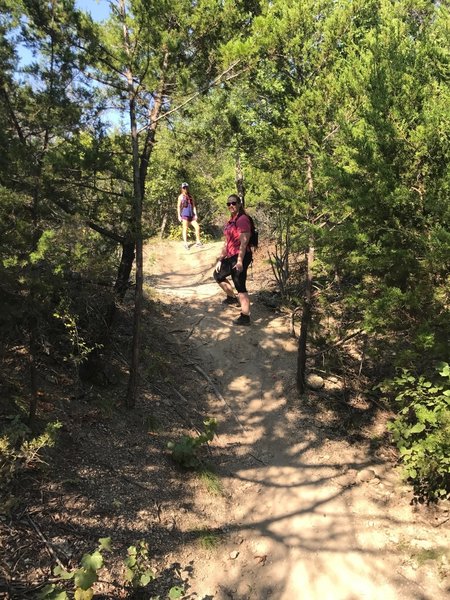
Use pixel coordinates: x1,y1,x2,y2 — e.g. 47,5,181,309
136,239,435,600
9,241,440,600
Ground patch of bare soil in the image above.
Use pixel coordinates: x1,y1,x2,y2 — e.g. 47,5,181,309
1,238,449,600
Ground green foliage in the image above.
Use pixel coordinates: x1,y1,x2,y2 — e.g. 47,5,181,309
37,537,184,599
380,363,450,501
167,418,217,468
198,468,224,496
0,419,61,514
197,528,221,550
168,586,184,599
123,541,155,590
53,306,102,370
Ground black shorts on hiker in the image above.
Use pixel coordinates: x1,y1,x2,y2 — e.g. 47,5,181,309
213,252,252,293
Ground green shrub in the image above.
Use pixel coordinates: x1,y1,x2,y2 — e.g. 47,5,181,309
0,418,61,514
167,418,217,468
37,537,184,599
380,363,450,501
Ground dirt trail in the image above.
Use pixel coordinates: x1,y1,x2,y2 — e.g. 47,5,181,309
146,240,449,600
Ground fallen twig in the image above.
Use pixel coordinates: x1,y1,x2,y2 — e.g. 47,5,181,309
434,516,449,528
248,453,267,465
310,329,365,357
26,514,65,569
184,315,205,341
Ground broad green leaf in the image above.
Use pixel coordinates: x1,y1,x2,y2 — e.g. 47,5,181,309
74,569,97,590
410,423,426,434
53,565,74,580
139,570,155,586
37,585,68,600
74,589,94,600
124,555,137,567
81,550,103,570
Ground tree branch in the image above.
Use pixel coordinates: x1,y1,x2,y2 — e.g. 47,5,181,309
138,60,245,133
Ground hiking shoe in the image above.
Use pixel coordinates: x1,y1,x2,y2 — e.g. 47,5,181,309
233,313,250,326
183,242,189,250
195,241,203,247
222,296,239,306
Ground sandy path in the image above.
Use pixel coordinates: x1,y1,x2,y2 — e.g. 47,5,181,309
146,240,449,600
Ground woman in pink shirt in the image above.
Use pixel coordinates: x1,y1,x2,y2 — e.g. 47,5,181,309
213,194,252,326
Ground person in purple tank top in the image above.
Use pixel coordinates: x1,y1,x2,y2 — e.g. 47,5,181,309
177,182,202,250
213,194,252,326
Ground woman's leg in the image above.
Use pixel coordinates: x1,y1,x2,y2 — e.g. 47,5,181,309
218,279,235,298
238,292,250,315
182,219,188,244
192,220,201,243
214,258,237,300
232,253,252,317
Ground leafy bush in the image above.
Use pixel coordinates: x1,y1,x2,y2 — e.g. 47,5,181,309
38,537,184,599
167,418,217,468
380,363,450,501
0,418,61,514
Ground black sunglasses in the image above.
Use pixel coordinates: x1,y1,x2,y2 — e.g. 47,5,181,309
226,201,237,206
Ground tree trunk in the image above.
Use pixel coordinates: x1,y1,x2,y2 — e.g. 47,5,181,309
297,154,315,393
28,327,39,426
159,212,168,238
125,38,167,407
126,233,143,407
297,244,315,392
235,153,245,206
120,0,144,408
106,235,135,327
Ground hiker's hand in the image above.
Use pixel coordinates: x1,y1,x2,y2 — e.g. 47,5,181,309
234,259,243,273
215,260,222,273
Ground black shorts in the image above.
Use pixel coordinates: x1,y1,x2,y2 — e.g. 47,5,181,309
213,252,252,293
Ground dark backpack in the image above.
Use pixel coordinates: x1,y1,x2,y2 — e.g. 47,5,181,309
248,215,259,250
234,212,258,251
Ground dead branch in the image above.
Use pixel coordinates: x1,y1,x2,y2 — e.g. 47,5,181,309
184,315,205,341
26,514,65,569
310,329,365,357
139,60,245,133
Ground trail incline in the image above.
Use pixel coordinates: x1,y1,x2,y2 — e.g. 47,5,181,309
146,239,449,600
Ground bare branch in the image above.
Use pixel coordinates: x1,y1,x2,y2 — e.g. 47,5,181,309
137,60,245,133
310,329,366,357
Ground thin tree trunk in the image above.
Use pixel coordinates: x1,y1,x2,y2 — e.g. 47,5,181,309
106,235,135,327
27,14,58,423
297,154,315,393
28,322,39,425
28,184,40,425
159,213,168,238
235,153,245,206
119,0,143,408
127,233,143,408
124,33,167,407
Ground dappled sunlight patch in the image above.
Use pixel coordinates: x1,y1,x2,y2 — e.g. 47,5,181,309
228,375,255,394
